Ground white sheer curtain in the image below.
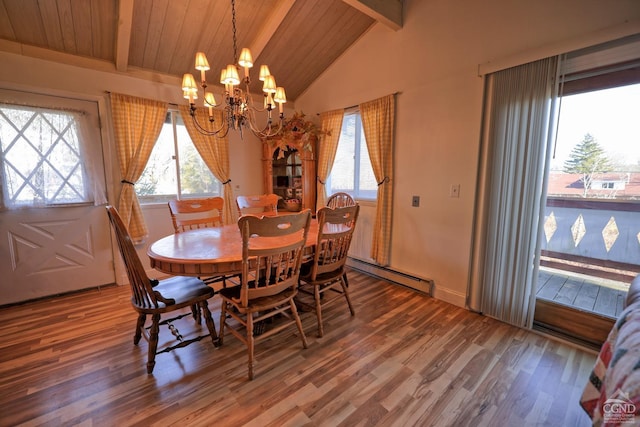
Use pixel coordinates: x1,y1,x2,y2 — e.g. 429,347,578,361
468,56,561,328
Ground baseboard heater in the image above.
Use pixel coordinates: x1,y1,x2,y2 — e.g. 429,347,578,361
346,257,434,296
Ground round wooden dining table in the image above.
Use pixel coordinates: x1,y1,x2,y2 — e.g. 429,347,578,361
147,219,320,277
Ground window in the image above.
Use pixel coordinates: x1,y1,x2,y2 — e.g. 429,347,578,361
326,111,377,199
136,110,221,203
0,104,95,208
548,83,640,200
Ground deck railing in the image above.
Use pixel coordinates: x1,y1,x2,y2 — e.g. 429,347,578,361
541,197,640,281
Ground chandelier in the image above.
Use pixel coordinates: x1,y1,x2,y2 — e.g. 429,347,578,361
180,0,286,139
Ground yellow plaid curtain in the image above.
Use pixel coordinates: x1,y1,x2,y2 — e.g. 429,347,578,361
179,105,237,225
360,94,395,265
110,93,167,243
316,109,344,208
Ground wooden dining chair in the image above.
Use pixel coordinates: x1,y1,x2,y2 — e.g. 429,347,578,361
168,197,224,232
299,204,360,337
324,193,357,288
168,196,233,322
326,192,356,209
105,205,218,374
218,210,312,380
236,193,279,216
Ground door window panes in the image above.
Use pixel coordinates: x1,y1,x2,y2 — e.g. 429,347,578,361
0,105,94,207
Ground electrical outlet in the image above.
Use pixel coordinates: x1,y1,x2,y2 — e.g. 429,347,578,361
450,184,460,198
412,196,420,207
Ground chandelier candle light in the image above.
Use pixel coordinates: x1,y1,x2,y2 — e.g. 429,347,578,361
181,0,286,138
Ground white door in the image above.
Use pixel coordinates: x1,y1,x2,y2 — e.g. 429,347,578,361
0,89,114,305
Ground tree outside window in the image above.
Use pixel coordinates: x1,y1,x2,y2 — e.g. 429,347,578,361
563,133,613,197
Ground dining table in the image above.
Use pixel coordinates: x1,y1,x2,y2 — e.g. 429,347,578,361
147,218,321,278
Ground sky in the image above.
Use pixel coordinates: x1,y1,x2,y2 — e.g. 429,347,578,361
550,83,640,170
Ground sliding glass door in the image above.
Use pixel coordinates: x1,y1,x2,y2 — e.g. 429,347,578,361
533,38,640,347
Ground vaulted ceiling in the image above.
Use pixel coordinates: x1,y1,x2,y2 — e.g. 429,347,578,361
0,0,402,101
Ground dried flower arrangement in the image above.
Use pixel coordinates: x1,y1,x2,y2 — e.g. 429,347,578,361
266,112,327,157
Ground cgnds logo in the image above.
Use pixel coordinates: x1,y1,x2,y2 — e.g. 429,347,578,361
603,389,637,424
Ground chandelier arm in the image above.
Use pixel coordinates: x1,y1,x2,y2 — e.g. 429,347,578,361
191,109,228,138
246,109,284,138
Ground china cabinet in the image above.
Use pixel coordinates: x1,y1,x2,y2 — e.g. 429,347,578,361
262,137,316,213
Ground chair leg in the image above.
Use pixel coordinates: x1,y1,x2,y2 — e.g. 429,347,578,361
291,299,308,349
314,285,324,338
218,302,228,346
200,300,218,346
134,314,146,345
341,276,355,316
147,313,161,374
190,303,201,324
247,312,255,380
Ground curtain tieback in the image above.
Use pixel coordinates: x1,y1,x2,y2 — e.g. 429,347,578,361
121,179,135,186
377,176,390,186
222,179,231,185
316,176,325,185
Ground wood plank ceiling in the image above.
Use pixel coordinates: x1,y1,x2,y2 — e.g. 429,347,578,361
0,0,402,101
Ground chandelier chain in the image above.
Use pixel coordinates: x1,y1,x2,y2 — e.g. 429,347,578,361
231,0,238,63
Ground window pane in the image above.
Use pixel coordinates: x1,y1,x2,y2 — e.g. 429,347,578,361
136,119,177,199
0,105,89,207
327,112,378,200
136,111,221,202
548,83,640,200
330,114,356,192
176,117,220,196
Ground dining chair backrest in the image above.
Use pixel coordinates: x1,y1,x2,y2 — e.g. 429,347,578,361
168,197,224,232
236,194,279,216
308,204,360,281
106,205,167,309
326,192,356,209
237,210,312,307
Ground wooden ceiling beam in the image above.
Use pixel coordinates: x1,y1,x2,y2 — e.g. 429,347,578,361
115,0,134,72
248,0,296,59
342,0,402,31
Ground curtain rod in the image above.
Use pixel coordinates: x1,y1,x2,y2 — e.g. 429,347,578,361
316,91,400,115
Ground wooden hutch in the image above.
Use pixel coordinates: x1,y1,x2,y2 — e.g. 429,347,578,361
262,115,317,213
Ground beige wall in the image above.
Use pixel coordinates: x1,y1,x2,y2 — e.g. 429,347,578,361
296,0,640,306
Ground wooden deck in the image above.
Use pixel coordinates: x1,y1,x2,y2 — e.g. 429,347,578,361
537,268,629,318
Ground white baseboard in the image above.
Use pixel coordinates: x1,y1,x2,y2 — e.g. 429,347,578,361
346,257,467,308
346,257,434,296
432,286,466,308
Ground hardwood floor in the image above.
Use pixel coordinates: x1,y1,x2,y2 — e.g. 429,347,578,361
0,270,596,426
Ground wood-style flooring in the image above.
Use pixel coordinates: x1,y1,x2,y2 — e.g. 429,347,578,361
0,270,596,427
